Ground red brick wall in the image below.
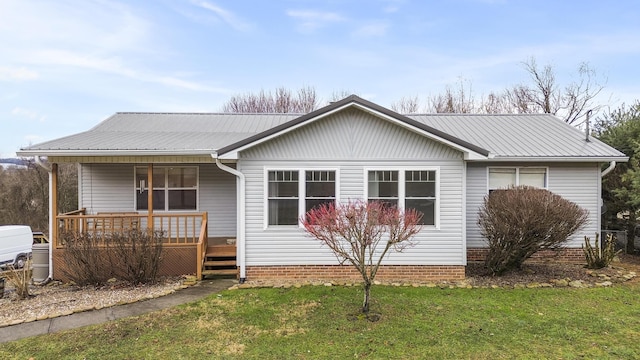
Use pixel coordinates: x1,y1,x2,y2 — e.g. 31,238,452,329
467,248,585,263
246,265,465,282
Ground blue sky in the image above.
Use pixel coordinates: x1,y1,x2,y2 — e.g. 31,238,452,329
1,0,639,157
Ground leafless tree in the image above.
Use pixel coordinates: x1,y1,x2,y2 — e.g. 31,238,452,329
0,160,77,232
329,89,357,103
221,86,319,113
391,95,420,114
428,80,477,113
389,58,605,123
505,58,605,124
302,200,422,314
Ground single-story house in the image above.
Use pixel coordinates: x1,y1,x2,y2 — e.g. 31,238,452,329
18,95,628,283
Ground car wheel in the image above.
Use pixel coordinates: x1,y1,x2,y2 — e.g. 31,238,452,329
15,255,27,269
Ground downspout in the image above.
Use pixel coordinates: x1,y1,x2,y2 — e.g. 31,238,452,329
600,161,617,235
213,155,246,283
34,156,53,282
601,161,616,177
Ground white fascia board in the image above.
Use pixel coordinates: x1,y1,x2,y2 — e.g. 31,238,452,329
217,151,239,160
469,156,629,163
16,149,216,157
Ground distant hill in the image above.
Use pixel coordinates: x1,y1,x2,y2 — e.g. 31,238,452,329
0,158,27,167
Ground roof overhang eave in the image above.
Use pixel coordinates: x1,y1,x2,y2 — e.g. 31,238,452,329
468,156,630,163
16,149,218,157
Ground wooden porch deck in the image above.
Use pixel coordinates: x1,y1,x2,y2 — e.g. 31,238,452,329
54,210,238,280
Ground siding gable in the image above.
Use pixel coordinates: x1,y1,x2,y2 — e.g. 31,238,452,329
241,108,462,161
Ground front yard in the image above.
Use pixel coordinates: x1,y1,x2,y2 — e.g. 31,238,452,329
1,269,640,359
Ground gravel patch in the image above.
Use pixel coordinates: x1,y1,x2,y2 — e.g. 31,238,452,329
0,277,188,327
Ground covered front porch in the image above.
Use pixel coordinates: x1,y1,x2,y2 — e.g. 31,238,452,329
46,160,239,281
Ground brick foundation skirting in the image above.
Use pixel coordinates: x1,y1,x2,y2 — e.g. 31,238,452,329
245,265,465,282
467,248,585,263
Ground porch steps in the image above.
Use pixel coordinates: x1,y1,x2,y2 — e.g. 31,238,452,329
202,244,238,277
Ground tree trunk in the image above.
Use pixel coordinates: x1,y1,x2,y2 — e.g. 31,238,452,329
362,282,371,314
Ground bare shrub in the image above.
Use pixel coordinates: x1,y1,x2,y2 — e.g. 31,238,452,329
60,229,164,286
478,186,589,275
110,230,164,285
5,259,32,299
60,231,115,286
583,233,619,269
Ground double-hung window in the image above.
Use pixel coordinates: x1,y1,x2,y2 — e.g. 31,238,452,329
367,169,437,226
267,169,337,226
367,171,399,207
488,167,547,191
267,170,299,225
405,170,436,226
135,166,198,211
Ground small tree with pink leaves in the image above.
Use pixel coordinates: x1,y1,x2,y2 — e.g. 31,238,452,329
302,200,423,314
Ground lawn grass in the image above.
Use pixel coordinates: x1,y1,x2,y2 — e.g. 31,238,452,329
1,284,640,359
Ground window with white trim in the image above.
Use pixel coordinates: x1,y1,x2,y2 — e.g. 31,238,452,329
367,169,437,226
268,170,299,225
267,169,337,226
405,170,436,226
135,166,198,211
488,167,547,191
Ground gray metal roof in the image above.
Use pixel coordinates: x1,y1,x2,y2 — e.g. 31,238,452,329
408,113,626,160
18,98,627,161
20,113,298,154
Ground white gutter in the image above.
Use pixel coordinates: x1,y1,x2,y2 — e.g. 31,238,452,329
213,155,246,282
34,156,53,281
17,149,217,157
601,161,616,177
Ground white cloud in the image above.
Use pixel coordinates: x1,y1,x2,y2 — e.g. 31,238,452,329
286,10,346,33
190,0,253,31
28,49,227,93
0,66,38,81
12,107,46,122
381,0,405,13
352,22,389,38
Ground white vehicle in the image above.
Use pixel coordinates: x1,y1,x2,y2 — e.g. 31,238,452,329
0,225,32,269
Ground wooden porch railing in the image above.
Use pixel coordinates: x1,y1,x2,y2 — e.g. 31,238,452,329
56,211,208,247
196,215,208,280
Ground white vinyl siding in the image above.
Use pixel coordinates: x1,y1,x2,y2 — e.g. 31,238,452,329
467,163,600,248
240,108,465,267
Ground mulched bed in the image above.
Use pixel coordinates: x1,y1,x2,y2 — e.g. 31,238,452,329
464,254,640,288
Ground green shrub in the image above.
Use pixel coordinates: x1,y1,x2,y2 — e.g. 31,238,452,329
583,233,619,269
478,186,589,275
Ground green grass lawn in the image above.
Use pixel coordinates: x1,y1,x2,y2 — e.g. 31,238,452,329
2,284,640,359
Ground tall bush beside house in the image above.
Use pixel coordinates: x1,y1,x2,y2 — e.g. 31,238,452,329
302,200,422,314
478,186,589,275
